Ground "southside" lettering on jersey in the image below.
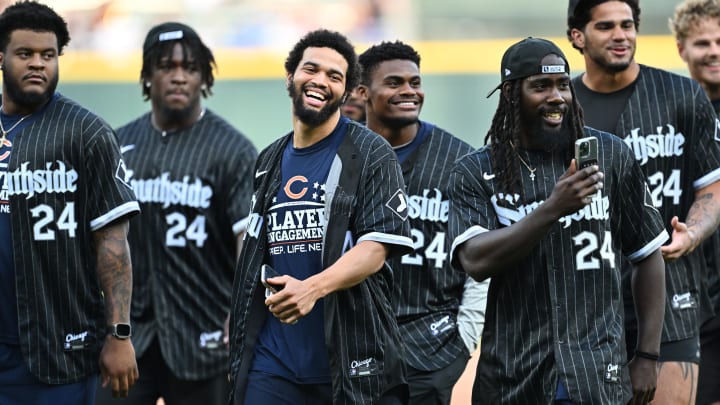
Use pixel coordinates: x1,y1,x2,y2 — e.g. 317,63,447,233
3,161,78,199
130,173,212,209
623,124,685,166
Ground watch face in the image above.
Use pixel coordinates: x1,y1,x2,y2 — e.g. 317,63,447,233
114,323,131,337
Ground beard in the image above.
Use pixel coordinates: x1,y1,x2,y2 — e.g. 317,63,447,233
3,65,58,109
378,113,418,130
526,115,573,154
288,78,342,126
596,58,631,73
587,47,634,73
160,102,195,124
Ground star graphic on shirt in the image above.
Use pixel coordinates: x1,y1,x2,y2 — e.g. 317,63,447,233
321,195,326,202
313,182,319,189
312,192,318,200
320,184,326,191
272,197,277,203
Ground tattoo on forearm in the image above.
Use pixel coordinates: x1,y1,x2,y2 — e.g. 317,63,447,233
686,192,719,237
94,223,132,322
680,361,697,404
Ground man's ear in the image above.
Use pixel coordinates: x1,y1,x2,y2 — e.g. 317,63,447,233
285,73,293,89
676,40,689,63
501,82,513,104
569,28,585,50
356,84,369,101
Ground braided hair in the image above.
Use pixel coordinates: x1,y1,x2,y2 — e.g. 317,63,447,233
485,77,586,202
141,35,216,101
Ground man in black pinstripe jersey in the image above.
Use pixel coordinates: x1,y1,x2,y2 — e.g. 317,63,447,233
94,22,257,405
670,3,720,404
568,1,720,403
448,37,667,405
358,40,488,405
228,29,413,404
0,2,139,403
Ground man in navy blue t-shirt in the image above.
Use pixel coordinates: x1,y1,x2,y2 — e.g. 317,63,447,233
228,29,414,404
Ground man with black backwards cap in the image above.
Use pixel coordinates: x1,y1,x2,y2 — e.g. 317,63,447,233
567,1,720,403
94,22,257,405
448,36,667,404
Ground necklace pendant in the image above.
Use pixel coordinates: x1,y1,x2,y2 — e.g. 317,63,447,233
529,172,536,181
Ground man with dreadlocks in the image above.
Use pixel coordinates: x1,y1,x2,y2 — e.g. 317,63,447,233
447,37,667,404
94,22,257,405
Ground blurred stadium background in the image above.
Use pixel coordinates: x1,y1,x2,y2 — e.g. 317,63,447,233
1,0,692,149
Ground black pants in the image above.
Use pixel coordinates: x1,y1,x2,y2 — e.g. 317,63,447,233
95,338,228,405
406,352,469,405
697,315,720,405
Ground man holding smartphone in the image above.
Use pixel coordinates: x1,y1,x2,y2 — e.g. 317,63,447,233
567,1,720,402
448,37,667,404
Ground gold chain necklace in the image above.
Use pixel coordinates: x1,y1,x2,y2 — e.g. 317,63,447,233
0,107,32,144
510,141,537,181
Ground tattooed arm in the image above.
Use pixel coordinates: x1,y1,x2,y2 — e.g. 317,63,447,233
94,219,139,397
661,180,720,261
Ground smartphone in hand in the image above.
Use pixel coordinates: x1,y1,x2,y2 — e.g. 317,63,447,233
261,264,283,298
575,136,599,169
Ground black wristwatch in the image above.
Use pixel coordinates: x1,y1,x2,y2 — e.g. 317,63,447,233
109,323,132,340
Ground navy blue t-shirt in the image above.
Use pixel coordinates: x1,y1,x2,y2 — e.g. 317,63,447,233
393,121,431,164
0,97,52,344
251,117,348,384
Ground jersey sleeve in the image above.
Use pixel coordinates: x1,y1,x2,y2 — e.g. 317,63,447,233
686,84,720,189
224,138,258,235
448,152,496,270
352,144,413,257
615,142,668,262
85,126,139,231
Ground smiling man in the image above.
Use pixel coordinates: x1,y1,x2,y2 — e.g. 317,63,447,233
670,2,720,404
94,22,257,405
567,1,720,403
227,29,413,404
357,40,487,405
448,37,667,404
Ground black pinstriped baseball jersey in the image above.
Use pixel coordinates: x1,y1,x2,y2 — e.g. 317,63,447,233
388,123,478,372
229,119,413,404
448,128,668,404
7,95,139,384
574,65,720,343
702,106,720,316
117,110,256,380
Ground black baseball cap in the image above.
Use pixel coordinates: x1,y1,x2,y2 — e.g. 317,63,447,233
143,22,201,55
487,37,569,98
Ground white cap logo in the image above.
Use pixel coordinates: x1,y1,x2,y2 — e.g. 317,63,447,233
158,30,184,42
541,65,565,73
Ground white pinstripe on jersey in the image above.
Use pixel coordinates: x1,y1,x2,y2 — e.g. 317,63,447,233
448,128,667,404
